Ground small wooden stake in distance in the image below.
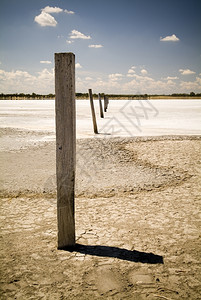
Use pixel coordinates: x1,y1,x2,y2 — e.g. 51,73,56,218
55,53,76,250
98,93,104,118
104,94,108,112
89,89,98,134
106,96,109,110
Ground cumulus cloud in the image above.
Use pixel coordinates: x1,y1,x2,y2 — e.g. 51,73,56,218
196,76,201,85
66,40,73,44
35,6,74,27
70,30,91,39
40,61,51,64
128,68,135,74
88,44,103,48
127,74,136,78
0,68,54,93
126,73,153,82
34,11,57,27
85,77,93,81
141,69,148,75
179,69,196,75
37,68,54,80
165,76,179,80
75,63,82,69
42,6,63,13
179,80,199,91
109,73,123,81
160,34,180,42
76,68,201,94
137,74,153,81
167,80,176,86
64,9,75,14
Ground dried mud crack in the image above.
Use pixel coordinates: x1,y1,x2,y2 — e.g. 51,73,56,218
0,134,201,299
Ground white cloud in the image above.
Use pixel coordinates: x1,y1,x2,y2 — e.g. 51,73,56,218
179,80,199,91
196,76,201,85
126,74,153,82
160,34,180,42
40,60,52,64
42,6,63,14
179,69,196,75
37,68,54,80
66,40,73,44
127,74,136,78
35,6,74,27
64,9,75,14
70,30,91,39
75,71,201,94
75,63,82,69
165,76,179,80
34,11,57,27
0,68,54,93
140,75,153,82
1,63,200,95
109,73,123,81
167,80,176,86
141,69,148,75
128,68,135,74
88,44,103,48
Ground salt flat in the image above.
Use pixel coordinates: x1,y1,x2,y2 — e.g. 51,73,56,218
0,99,200,141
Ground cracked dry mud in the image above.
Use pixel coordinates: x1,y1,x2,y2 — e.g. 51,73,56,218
0,133,201,299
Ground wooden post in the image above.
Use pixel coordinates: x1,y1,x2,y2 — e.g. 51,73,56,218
98,93,104,118
104,94,107,112
55,52,76,249
89,89,98,134
106,96,109,110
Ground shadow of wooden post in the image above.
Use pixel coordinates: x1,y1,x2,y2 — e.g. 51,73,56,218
55,52,76,250
98,93,104,118
89,89,98,134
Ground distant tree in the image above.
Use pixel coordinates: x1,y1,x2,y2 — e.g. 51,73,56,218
190,92,195,97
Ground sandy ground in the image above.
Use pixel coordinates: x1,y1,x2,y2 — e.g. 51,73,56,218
0,127,201,299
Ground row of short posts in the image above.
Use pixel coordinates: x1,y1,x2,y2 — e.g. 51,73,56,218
88,89,109,134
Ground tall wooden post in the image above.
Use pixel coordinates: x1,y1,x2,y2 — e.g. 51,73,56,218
89,89,98,134
55,53,76,249
98,93,104,118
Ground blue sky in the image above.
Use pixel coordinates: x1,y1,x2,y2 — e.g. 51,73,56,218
0,0,201,94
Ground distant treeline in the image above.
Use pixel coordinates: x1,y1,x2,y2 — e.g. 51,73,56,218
0,93,55,100
0,92,201,100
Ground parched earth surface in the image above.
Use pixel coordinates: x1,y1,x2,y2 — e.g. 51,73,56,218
0,131,201,299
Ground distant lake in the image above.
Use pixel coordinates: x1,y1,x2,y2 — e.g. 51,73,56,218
0,99,201,138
